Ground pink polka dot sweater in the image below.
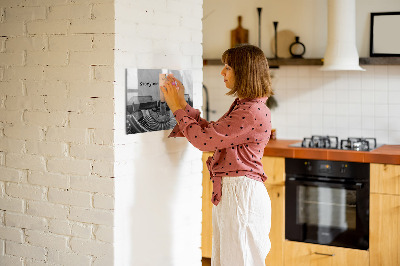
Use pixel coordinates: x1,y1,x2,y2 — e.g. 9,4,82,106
169,97,272,206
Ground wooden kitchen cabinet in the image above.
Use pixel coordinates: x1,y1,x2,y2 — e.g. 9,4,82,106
201,154,286,266
202,152,213,258
370,193,400,266
284,241,369,266
370,163,400,266
262,156,285,266
370,163,400,195
264,184,285,266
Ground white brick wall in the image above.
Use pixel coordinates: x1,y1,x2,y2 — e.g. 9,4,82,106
0,0,115,265
1,0,204,265
114,0,203,265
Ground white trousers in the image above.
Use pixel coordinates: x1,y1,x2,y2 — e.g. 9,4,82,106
212,176,271,266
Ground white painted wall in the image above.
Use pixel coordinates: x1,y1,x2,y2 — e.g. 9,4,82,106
0,0,115,265
203,0,400,144
113,0,203,266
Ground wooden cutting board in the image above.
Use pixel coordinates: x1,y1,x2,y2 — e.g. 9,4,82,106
231,16,249,48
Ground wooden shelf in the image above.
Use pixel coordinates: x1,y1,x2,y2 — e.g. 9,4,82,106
203,58,323,67
203,57,400,67
359,57,400,65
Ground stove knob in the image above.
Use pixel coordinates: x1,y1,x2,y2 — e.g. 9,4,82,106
340,164,347,174
305,162,312,171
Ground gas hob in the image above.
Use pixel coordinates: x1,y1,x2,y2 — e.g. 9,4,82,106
289,135,382,151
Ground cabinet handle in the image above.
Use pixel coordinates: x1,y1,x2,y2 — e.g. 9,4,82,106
314,252,335,257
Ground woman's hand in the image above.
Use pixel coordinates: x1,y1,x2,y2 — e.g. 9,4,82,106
160,76,186,114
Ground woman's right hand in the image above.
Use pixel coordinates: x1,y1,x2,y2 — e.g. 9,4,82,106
168,76,187,108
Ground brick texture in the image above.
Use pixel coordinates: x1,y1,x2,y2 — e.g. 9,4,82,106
0,0,115,266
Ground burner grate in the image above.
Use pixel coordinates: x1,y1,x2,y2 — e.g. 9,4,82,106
340,137,377,151
301,135,339,149
295,136,378,151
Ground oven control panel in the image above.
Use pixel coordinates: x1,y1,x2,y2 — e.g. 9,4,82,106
286,158,369,180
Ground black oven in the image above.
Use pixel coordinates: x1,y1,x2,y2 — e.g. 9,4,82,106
285,158,369,250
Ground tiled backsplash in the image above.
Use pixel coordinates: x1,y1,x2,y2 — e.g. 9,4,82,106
203,65,400,144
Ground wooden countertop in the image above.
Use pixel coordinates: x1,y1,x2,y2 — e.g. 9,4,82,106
263,139,400,165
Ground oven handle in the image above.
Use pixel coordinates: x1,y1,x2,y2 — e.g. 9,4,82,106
314,252,335,257
286,177,364,189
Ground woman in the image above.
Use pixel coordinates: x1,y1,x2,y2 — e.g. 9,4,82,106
161,44,273,266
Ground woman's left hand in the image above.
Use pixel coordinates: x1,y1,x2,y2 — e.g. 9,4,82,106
160,76,185,113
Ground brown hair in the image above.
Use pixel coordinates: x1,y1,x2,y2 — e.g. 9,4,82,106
221,44,273,99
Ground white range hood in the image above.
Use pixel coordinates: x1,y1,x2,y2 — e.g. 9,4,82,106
320,0,365,71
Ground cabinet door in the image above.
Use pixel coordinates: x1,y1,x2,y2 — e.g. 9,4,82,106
262,156,285,185
264,184,284,266
370,163,400,195
284,241,369,266
202,152,213,258
370,193,400,266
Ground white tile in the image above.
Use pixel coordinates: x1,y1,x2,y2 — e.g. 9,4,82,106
311,88,323,101
348,75,362,91
348,90,362,103
287,113,300,127
298,77,311,89
362,90,374,104
348,103,362,116
374,65,388,78
362,116,375,130
336,90,349,103
375,104,389,117
296,127,312,137
311,114,324,129
374,130,389,144
388,131,400,144
286,77,299,89
286,126,301,139
361,103,374,116
361,75,374,91
311,127,324,136
336,115,348,128
323,115,336,129
273,76,287,90
388,65,400,76
298,89,313,103
323,87,336,103
335,73,349,90
323,103,336,115
374,117,389,130
374,78,388,91
297,102,312,115
349,128,362,137
388,76,400,91
388,104,400,117
336,103,349,116
362,65,375,74
298,67,311,78
322,70,335,78
388,117,400,131
388,91,400,104
310,77,324,90
348,70,362,80
285,66,298,77
348,116,362,129
336,128,349,140
322,127,337,136
311,102,324,113
374,90,388,104
361,128,375,138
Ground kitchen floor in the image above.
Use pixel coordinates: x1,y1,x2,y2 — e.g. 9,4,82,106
202,257,211,266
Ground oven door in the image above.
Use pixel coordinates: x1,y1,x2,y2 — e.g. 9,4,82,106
285,177,369,250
